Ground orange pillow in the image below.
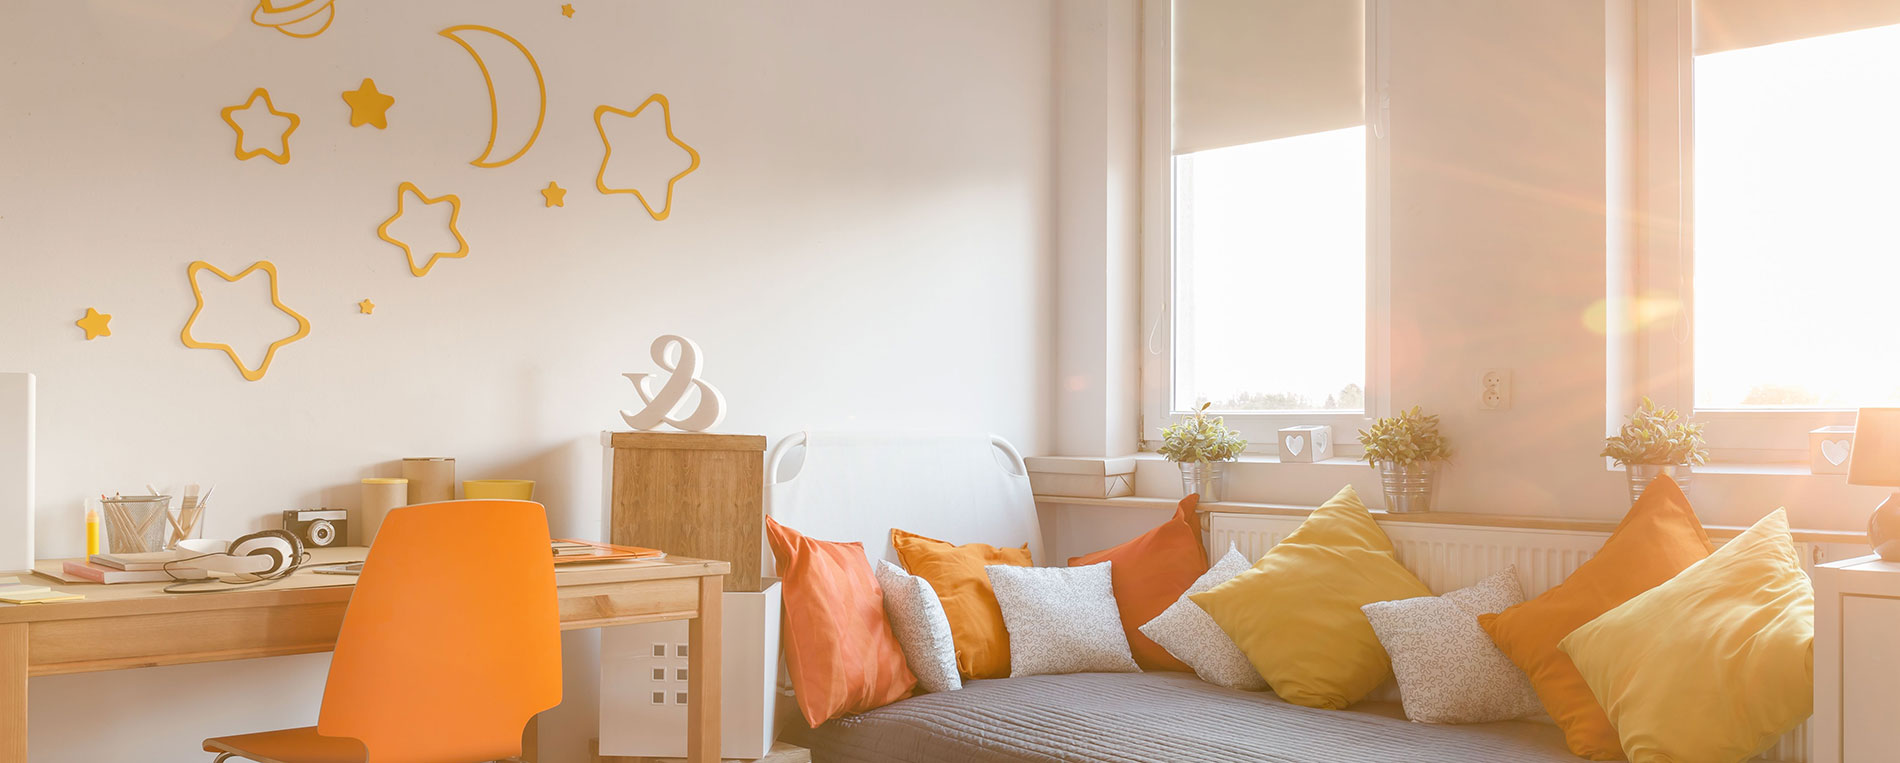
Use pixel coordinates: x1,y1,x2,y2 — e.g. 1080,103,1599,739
890,528,1032,679
765,518,916,727
1477,476,1712,759
1069,494,1208,671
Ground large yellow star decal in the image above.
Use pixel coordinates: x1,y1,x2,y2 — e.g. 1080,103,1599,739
220,87,300,165
594,94,701,221
377,181,469,277
180,261,312,382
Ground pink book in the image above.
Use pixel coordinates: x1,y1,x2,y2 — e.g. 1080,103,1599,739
61,561,211,584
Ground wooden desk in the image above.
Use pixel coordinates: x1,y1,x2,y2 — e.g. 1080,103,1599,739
0,547,728,763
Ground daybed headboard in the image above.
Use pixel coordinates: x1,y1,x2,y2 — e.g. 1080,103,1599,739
764,432,1043,574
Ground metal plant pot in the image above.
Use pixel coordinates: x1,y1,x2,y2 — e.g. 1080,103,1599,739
1178,461,1227,503
1625,463,1693,504
1378,460,1440,513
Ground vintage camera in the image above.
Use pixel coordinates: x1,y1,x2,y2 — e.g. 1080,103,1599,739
282,509,349,548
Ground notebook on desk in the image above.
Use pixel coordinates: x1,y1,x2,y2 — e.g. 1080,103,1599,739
0,577,83,604
551,539,665,564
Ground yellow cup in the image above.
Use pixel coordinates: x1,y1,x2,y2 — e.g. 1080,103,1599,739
462,479,535,500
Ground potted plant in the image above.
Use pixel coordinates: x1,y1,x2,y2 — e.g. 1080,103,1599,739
1359,406,1452,513
1602,397,1708,503
1158,403,1249,502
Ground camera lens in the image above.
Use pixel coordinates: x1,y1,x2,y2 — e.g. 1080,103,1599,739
309,518,336,546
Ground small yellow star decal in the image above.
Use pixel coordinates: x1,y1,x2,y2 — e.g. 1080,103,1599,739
75,308,112,340
561,4,575,18
358,299,375,315
541,181,567,208
594,94,701,221
341,78,395,129
377,181,470,277
220,87,299,165
180,261,311,382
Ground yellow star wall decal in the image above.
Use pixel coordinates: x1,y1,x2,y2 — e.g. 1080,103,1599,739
358,299,375,315
180,261,311,382
377,181,469,277
342,78,395,129
594,94,701,221
541,181,567,208
75,308,111,340
220,87,300,164
561,4,575,18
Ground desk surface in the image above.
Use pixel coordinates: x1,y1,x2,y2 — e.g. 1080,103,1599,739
1,546,730,625
1,545,731,763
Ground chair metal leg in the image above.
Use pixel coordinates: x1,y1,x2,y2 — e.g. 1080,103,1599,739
213,755,237,763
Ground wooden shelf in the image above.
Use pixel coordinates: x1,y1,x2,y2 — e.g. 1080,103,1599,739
1034,494,1869,546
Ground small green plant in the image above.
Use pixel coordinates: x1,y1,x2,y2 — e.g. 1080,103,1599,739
1601,397,1707,466
1359,406,1452,466
1158,403,1249,464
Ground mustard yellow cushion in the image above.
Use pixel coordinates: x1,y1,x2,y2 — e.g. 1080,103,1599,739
1559,509,1814,763
1190,485,1432,709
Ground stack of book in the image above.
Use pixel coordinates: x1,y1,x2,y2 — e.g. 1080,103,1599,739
0,576,83,604
63,551,214,584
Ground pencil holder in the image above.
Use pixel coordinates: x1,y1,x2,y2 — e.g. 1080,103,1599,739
101,495,171,554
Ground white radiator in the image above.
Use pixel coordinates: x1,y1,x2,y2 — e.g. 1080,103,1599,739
1208,512,1813,763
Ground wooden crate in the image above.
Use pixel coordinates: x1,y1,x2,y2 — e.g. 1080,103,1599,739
609,432,766,592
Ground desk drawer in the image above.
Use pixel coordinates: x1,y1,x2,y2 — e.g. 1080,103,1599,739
558,577,700,630
28,601,349,676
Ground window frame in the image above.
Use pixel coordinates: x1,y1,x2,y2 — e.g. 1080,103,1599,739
1138,0,1392,458
1627,0,1858,465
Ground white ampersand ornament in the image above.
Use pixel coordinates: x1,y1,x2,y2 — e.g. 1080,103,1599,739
619,334,727,432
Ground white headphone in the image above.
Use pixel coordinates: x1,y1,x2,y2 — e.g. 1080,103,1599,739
177,530,305,579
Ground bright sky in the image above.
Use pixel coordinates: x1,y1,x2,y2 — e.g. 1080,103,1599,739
1173,126,1366,411
1694,23,1900,409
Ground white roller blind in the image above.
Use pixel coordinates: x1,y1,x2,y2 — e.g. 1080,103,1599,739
1696,0,1900,55
1172,0,1363,156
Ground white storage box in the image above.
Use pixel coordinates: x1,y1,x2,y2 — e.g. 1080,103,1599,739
1277,425,1334,463
1811,425,1855,475
1025,456,1136,498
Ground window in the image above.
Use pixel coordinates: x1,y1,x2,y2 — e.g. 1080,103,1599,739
1144,0,1382,451
1628,0,1900,458
1693,24,1900,410
1173,128,1367,413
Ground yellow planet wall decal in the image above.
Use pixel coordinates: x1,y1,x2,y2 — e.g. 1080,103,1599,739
251,0,335,39
439,25,546,169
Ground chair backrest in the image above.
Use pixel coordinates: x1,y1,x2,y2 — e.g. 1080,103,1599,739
316,499,561,763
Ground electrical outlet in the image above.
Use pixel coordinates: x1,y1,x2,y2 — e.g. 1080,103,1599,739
1480,368,1512,410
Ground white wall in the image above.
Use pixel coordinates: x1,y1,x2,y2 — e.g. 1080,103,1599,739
0,1,1053,760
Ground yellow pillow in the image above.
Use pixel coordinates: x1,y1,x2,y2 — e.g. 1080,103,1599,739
1190,485,1432,709
1559,509,1813,763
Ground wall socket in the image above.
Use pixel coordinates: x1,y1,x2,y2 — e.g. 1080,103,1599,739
1480,368,1512,410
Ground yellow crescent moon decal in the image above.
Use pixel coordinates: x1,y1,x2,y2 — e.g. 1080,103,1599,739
438,25,546,168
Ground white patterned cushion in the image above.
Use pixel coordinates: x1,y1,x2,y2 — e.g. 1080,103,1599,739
985,562,1140,677
1361,566,1543,723
874,560,962,693
1139,545,1267,690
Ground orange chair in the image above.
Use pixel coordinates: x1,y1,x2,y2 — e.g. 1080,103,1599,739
203,500,563,763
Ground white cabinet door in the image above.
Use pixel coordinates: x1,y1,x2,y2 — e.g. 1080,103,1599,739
1843,594,1900,761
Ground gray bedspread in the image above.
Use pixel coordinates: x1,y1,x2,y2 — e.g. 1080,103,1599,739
808,671,1584,763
